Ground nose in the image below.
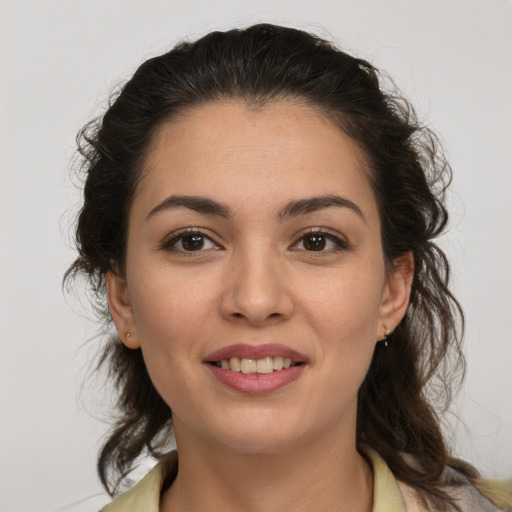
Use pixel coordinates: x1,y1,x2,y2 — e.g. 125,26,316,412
220,247,294,326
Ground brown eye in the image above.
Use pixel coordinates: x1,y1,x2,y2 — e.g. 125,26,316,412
291,230,348,253
163,231,218,253
302,234,327,251
180,234,206,251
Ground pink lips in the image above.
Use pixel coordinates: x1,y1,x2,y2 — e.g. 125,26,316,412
205,343,308,363
204,343,308,395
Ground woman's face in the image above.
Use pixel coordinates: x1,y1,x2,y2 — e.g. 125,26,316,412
108,100,411,454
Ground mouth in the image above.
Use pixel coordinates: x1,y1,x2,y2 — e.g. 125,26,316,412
204,343,308,394
209,356,301,374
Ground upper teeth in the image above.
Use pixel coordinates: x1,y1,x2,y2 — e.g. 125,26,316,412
218,356,294,374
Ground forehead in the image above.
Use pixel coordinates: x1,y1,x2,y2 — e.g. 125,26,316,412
135,100,377,222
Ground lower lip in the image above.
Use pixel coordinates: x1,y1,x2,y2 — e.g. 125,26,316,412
205,364,306,394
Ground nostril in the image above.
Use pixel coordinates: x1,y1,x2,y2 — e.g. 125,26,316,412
231,311,282,320
221,284,293,325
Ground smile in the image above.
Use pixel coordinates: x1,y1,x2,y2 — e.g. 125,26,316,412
211,356,298,374
205,343,308,394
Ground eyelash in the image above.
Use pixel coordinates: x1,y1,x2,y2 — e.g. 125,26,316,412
290,229,349,254
160,228,221,255
160,228,349,255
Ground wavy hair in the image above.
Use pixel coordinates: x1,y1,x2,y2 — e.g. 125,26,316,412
65,24,478,510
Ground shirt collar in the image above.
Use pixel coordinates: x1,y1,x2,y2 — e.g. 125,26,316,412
365,447,407,512
101,449,407,512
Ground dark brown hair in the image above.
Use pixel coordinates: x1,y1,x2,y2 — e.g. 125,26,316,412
66,24,478,510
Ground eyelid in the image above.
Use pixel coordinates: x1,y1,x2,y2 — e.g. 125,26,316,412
160,227,222,252
290,227,350,252
159,226,349,254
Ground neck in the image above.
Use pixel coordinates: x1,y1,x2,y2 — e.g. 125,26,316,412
161,417,373,512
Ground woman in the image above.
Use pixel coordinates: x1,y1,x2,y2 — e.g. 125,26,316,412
66,24,511,511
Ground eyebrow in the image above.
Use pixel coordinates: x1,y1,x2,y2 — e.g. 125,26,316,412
146,195,231,220
277,194,366,223
146,194,365,223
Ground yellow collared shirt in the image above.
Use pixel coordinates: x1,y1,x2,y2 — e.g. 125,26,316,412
100,449,510,511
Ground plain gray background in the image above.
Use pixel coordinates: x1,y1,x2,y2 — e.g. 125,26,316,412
1,1,511,511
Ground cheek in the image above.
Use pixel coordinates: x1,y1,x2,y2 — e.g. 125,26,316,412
310,277,381,384
128,267,220,356
126,275,216,410
300,267,384,340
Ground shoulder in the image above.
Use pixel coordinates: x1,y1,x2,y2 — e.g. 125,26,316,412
475,480,512,512
398,463,512,512
99,451,178,512
366,447,510,512
440,464,512,512
397,478,511,512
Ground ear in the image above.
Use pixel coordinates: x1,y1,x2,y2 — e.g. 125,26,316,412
106,270,140,349
377,251,414,340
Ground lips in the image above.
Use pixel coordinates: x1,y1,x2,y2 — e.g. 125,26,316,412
205,343,308,363
204,343,308,394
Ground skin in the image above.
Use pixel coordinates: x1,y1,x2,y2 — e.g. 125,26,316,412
107,100,413,512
